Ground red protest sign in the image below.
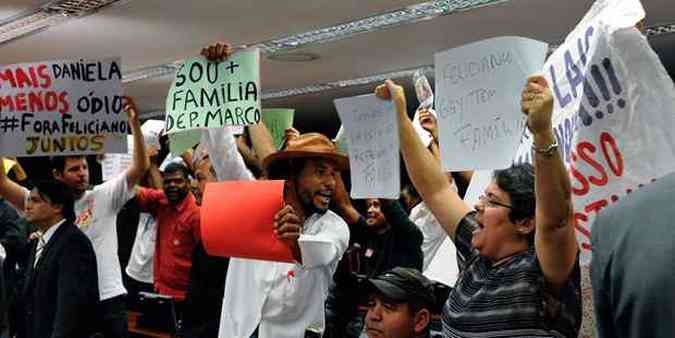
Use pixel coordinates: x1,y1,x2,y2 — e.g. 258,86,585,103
200,180,294,263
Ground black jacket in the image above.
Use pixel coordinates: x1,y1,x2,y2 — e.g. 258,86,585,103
18,221,99,338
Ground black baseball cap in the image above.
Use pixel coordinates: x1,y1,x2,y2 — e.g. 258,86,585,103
365,267,436,310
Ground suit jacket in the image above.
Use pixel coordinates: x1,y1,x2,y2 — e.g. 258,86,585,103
591,171,675,338
18,221,99,338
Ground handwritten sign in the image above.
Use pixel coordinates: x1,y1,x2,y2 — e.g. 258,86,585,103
101,135,133,181
261,108,294,149
334,94,400,199
165,48,261,154
434,37,548,170
0,58,126,156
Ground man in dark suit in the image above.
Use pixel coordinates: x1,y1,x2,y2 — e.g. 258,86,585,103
19,180,99,338
591,171,675,338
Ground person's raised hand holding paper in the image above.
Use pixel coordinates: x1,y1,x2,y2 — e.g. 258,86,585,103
201,42,233,62
418,109,438,142
375,80,407,117
521,75,554,135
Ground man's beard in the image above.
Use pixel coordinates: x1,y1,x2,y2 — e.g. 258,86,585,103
300,192,328,217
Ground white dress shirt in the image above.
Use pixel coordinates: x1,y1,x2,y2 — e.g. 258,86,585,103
204,128,350,338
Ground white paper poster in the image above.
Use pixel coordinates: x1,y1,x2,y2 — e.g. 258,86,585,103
435,36,548,170
334,94,400,199
101,135,133,181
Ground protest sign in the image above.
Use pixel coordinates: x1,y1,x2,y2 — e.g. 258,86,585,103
261,108,294,149
513,0,675,264
101,135,133,181
201,180,294,263
0,58,126,156
164,48,261,154
334,94,400,199
435,37,548,170
510,1,675,335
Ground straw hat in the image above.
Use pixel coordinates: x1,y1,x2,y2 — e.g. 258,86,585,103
263,132,349,173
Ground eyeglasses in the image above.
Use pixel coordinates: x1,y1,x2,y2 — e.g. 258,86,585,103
478,194,513,209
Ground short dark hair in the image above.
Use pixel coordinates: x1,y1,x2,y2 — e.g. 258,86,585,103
50,155,86,173
163,162,191,180
493,162,536,223
34,180,76,223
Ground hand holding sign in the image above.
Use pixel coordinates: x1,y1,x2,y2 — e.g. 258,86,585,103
285,127,300,144
419,109,438,141
521,75,554,135
375,80,407,115
201,41,233,62
123,96,139,123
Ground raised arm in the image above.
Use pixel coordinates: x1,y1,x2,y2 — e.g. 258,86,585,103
123,97,150,189
375,80,471,240
0,158,29,210
200,41,255,182
381,200,423,245
248,123,277,167
521,75,577,288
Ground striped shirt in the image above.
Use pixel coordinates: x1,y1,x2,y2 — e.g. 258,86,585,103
442,212,581,338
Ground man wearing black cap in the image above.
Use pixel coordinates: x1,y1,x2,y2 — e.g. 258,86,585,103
365,268,435,338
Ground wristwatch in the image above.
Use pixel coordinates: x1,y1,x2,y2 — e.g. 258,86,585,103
531,139,559,156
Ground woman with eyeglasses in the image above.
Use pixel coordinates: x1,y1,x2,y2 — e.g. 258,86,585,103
375,76,581,338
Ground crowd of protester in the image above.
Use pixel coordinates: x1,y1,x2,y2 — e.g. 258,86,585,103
0,37,671,338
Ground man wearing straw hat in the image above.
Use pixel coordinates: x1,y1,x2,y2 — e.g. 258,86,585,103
201,42,351,338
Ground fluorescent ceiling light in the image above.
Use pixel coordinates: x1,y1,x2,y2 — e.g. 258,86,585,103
123,0,510,83
0,0,127,45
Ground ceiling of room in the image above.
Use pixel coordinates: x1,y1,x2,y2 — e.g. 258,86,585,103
1,0,673,137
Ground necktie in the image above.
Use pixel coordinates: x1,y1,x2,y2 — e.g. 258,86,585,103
34,236,47,267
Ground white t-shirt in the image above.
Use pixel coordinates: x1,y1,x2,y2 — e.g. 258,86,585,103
125,213,157,284
24,173,135,300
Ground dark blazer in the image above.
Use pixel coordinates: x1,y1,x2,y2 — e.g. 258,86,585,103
18,221,99,338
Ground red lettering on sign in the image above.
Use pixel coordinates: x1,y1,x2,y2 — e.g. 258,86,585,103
570,152,590,196
578,141,608,186
600,132,623,177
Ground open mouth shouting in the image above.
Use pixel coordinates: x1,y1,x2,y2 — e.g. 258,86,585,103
314,190,333,209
